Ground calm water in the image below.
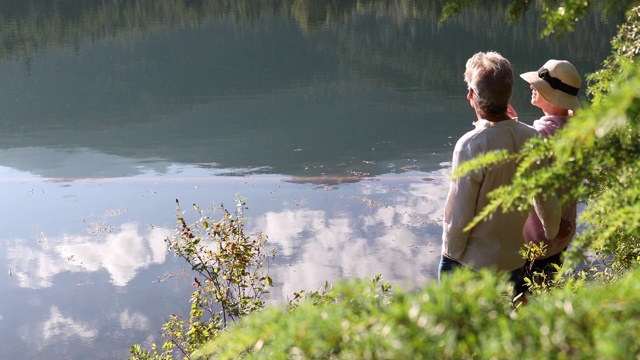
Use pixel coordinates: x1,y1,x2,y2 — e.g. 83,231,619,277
0,1,618,358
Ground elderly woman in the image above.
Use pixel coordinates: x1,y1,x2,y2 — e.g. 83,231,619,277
439,51,561,293
518,59,582,289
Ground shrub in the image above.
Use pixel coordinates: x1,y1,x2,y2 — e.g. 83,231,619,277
130,198,275,359
196,267,640,359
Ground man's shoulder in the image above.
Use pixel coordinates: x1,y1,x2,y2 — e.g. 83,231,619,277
489,120,539,137
513,119,538,132
514,121,541,138
456,126,485,145
455,120,538,146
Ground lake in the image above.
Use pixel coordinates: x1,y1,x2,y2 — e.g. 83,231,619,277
0,1,618,358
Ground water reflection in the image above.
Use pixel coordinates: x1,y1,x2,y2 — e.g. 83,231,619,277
0,0,618,179
1,168,449,358
5,169,450,291
40,307,99,349
7,222,170,288
262,170,450,297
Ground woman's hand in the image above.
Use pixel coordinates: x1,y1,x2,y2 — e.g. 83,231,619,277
507,104,518,119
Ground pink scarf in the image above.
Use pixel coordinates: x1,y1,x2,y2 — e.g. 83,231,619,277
532,115,568,138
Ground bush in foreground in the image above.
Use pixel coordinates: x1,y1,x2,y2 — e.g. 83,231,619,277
130,199,275,359
196,267,640,359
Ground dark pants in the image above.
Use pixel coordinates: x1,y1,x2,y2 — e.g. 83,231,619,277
516,250,565,294
438,255,465,282
438,255,525,297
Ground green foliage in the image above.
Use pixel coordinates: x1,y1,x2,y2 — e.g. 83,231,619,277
571,5,640,274
452,149,513,180
537,0,590,37
587,4,640,101
439,0,635,37
194,267,640,359
517,242,586,297
130,198,275,359
286,281,339,309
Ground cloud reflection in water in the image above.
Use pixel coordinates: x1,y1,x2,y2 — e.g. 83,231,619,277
6,168,451,298
40,306,98,348
7,223,171,288
1,166,451,359
257,169,450,299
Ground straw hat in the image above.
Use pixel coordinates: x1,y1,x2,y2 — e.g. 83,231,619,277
520,59,581,111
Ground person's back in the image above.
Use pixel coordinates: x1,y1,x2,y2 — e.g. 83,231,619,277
445,119,542,271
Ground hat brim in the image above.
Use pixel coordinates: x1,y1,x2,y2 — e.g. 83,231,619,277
520,71,580,111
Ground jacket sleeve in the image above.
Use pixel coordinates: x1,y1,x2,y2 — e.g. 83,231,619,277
531,193,561,240
530,136,562,241
441,137,483,260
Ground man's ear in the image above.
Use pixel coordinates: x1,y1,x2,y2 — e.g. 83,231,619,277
467,87,473,100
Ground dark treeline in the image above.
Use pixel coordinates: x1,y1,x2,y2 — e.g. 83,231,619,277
0,0,620,119
0,0,620,61
0,0,621,110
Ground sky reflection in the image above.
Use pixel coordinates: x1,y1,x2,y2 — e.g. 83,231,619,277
7,222,171,289
0,161,451,359
40,306,99,349
255,169,450,299
2,165,451,294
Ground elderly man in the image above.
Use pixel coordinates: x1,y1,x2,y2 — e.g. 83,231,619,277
439,51,561,289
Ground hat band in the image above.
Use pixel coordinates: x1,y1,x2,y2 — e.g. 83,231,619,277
537,67,579,96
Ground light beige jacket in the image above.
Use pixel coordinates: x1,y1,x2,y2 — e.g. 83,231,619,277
442,118,560,272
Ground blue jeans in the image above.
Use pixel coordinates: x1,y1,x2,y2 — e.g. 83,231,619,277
438,255,464,283
438,255,525,296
